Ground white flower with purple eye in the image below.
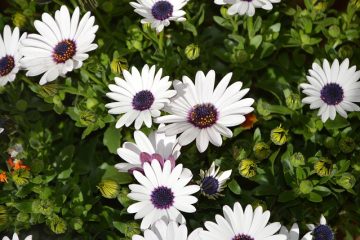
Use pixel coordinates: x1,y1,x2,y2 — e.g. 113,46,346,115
300,58,360,123
132,219,203,240
106,64,177,130
198,162,232,199
115,126,181,173
305,215,334,240
130,0,188,32
20,5,98,85
0,25,26,86
280,223,312,240
127,160,200,230
214,0,281,17
200,202,286,240
156,70,254,153
2,233,32,240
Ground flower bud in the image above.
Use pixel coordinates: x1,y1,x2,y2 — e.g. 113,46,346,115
97,179,120,199
339,137,355,154
12,169,30,186
314,158,333,177
79,111,97,126
336,173,356,189
253,142,271,160
338,45,353,59
185,44,200,60
270,125,288,146
324,137,335,149
16,212,29,222
299,180,313,194
12,13,26,28
284,90,302,110
110,57,128,75
290,152,305,167
238,159,257,178
47,214,67,234
0,205,8,227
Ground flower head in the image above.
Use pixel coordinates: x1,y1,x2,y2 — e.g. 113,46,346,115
198,162,232,199
2,233,32,240
156,70,254,153
20,5,98,85
200,202,286,240
314,158,332,177
0,171,8,183
305,215,334,240
106,65,176,129
130,0,188,32
214,0,281,17
280,223,312,240
239,159,257,178
300,59,360,122
97,179,120,199
270,125,288,146
127,160,200,230
0,25,26,86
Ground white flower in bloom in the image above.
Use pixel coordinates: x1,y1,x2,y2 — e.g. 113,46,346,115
214,0,280,17
0,25,26,86
198,162,232,199
200,202,286,240
130,0,188,32
2,233,32,240
132,220,203,240
20,5,98,85
156,70,254,153
115,126,181,173
305,215,334,240
106,65,176,130
127,160,200,230
280,223,312,240
300,59,360,123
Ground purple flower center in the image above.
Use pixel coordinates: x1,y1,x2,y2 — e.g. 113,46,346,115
201,176,219,195
233,234,254,240
320,83,344,105
0,55,15,77
132,90,155,111
151,1,173,21
53,39,76,64
188,103,218,129
313,225,334,240
151,186,174,209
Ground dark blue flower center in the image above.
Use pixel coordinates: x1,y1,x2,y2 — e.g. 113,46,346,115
151,186,174,209
313,225,334,240
0,55,15,77
52,39,76,64
320,83,344,105
151,1,174,21
132,90,155,111
233,234,254,240
188,103,218,129
201,176,219,195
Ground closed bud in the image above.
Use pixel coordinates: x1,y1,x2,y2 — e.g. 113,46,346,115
290,152,305,167
238,159,257,178
339,137,355,153
253,142,271,160
299,180,313,194
86,98,99,110
324,137,335,149
12,170,30,186
110,57,128,75
97,179,120,199
270,125,288,146
336,173,356,189
16,212,29,222
185,44,200,60
12,13,26,28
39,199,54,216
285,91,302,110
314,158,333,177
79,111,97,126
338,45,353,59
0,205,8,227
123,221,142,237
47,214,67,234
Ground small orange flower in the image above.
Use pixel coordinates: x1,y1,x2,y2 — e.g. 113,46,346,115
7,158,30,171
0,171,8,183
241,113,258,129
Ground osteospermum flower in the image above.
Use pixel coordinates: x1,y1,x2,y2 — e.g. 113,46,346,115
106,65,177,129
130,0,188,32
200,202,286,240
198,162,232,199
214,0,281,17
0,25,26,86
20,5,98,85
132,220,203,240
115,126,181,173
156,70,254,153
2,233,32,240
300,59,360,122
280,223,312,240
305,215,334,240
127,160,200,230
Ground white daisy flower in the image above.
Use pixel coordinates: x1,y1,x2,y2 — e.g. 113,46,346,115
305,215,334,240
127,160,200,230
214,0,280,17
106,64,177,130
0,25,26,86
280,223,312,240
200,202,286,240
132,219,203,240
198,162,232,199
0,128,4,134
2,233,32,240
20,5,98,85
115,125,181,173
300,58,360,123
130,0,188,32
156,70,254,153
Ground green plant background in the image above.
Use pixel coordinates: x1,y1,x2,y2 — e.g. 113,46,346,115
0,0,360,239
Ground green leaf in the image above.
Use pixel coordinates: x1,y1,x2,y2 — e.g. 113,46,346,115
307,192,323,202
103,123,122,154
228,179,242,195
278,191,297,202
100,163,133,185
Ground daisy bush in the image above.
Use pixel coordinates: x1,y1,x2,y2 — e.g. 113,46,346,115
0,0,360,239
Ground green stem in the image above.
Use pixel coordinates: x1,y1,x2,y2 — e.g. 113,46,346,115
247,16,254,39
158,31,164,52
94,10,111,34
82,69,106,87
